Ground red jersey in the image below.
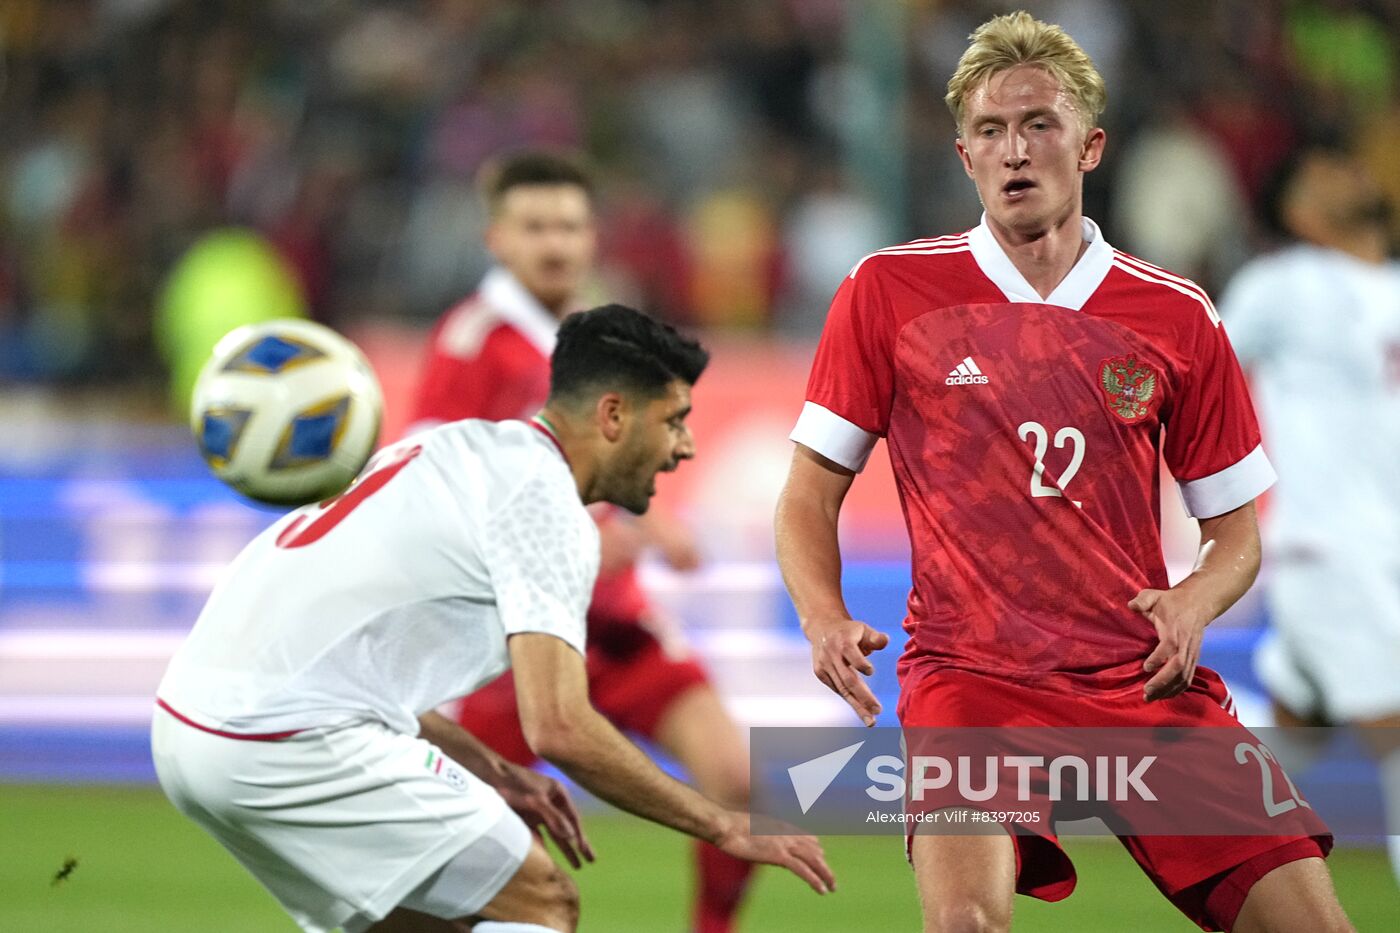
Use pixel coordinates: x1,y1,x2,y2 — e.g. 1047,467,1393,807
410,268,557,429
409,267,650,627
793,218,1275,693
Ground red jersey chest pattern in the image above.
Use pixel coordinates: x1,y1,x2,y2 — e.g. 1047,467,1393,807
408,267,650,630
794,220,1275,693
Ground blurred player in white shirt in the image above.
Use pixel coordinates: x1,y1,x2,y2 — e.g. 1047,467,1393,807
152,306,833,933
1221,147,1400,883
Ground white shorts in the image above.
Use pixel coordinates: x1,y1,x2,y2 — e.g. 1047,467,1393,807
151,707,532,933
1254,557,1400,722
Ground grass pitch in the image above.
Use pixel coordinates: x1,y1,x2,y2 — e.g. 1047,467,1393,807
4,783,1396,931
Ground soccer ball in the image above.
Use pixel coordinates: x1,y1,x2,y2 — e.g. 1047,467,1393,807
190,319,384,506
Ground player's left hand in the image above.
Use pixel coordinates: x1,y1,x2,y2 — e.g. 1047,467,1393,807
495,762,596,869
1130,587,1211,702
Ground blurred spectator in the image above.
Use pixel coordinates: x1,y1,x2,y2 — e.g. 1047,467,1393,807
685,188,781,330
1287,0,1396,125
1111,92,1251,292
154,226,306,414
1356,100,1400,248
776,160,890,336
596,171,693,322
0,0,1395,400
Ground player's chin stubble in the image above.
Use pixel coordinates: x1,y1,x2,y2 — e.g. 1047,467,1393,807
601,445,654,516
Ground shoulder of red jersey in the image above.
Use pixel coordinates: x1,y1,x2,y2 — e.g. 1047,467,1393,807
431,294,551,368
846,232,974,280
1105,249,1222,328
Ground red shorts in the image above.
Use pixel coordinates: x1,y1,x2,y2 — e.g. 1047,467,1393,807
455,617,711,766
897,667,1332,931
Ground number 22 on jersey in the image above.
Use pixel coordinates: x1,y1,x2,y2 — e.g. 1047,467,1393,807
276,444,422,549
1017,421,1085,508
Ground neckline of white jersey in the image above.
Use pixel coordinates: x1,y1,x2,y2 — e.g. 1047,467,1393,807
479,267,564,356
529,414,570,467
967,214,1114,311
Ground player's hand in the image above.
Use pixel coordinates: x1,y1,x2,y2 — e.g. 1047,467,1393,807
714,812,835,894
806,616,890,727
595,515,645,573
653,528,702,572
1130,587,1211,702
637,507,703,571
494,762,595,869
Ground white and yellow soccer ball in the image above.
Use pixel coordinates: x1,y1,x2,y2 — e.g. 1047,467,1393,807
190,319,384,506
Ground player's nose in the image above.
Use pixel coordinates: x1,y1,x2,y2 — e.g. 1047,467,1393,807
1002,132,1029,168
674,426,695,462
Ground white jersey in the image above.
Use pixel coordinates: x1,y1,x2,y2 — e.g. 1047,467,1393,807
1220,245,1400,563
157,419,598,736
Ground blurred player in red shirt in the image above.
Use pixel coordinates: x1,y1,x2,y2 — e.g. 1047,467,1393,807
776,12,1352,933
410,151,755,932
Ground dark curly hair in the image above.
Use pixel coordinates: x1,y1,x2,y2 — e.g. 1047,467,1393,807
548,305,708,405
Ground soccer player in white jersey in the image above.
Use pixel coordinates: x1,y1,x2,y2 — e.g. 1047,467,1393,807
776,12,1352,933
152,305,833,933
1220,147,1400,885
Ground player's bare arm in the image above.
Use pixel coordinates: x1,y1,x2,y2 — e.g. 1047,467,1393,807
508,632,836,894
418,710,594,869
1131,501,1262,702
775,444,890,727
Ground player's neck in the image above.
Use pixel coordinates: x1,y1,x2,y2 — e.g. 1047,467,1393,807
986,210,1088,299
1321,230,1388,266
533,406,600,503
530,290,576,320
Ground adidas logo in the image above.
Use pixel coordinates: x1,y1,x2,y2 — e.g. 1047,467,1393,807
945,356,990,386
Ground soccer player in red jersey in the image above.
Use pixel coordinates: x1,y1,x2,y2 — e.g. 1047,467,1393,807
775,12,1353,933
410,151,756,932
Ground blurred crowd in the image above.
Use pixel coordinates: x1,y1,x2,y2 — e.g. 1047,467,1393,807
0,0,1397,386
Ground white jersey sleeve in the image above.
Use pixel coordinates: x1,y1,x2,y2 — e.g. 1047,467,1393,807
481,459,596,655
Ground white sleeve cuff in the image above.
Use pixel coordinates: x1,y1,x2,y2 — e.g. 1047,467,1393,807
789,402,878,473
1176,444,1276,518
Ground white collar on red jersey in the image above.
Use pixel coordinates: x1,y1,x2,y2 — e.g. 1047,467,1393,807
478,266,563,356
967,214,1113,311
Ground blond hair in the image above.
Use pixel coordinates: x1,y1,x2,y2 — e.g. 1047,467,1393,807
945,11,1106,133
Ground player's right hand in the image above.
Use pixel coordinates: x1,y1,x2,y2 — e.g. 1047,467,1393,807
495,761,595,869
715,812,835,894
805,616,889,727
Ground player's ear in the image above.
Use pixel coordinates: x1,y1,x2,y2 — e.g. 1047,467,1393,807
595,391,627,443
483,220,505,262
955,136,975,179
1079,126,1106,173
